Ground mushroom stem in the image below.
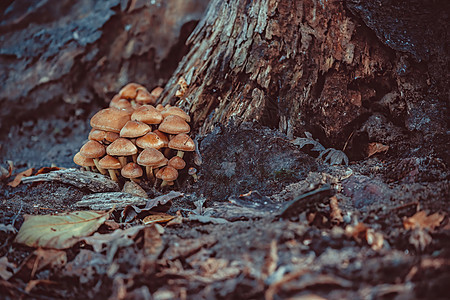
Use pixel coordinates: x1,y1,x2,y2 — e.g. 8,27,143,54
130,178,140,183
176,150,185,158
164,148,171,157
93,158,107,175
145,166,154,182
118,156,127,168
132,154,138,163
107,169,119,182
160,180,171,187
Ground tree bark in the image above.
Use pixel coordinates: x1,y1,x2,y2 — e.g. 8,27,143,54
160,0,448,156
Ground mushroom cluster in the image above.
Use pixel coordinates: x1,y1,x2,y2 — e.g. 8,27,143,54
73,83,195,188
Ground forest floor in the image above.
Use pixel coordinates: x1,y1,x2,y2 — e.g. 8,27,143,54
0,115,449,299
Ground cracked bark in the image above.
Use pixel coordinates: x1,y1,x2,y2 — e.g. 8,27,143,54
160,0,448,155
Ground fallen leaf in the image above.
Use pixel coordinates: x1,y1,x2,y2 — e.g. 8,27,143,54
329,196,343,224
19,248,67,279
367,142,389,157
35,167,60,175
143,224,165,256
15,210,110,249
403,211,445,231
142,212,175,225
122,181,148,198
0,256,16,280
8,168,34,187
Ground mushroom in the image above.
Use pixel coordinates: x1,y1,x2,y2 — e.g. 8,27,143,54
188,167,198,182
98,155,121,182
109,94,122,109
88,129,106,142
104,131,120,144
120,120,151,138
79,140,107,175
137,148,167,181
161,107,191,122
136,132,165,150
135,88,156,105
115,99,134,114
158,115,190,135
155,104,165,112
155,166,178,187
90,108,131,133
121,162,143,183
168,156,186,170
119,83,144,100
153,129,170,156
150,86,163,98
168,133,195,158
73,152,95,171
131,105,163,125
107,138,138,167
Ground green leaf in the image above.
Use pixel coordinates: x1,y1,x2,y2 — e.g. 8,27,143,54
15,210,110,249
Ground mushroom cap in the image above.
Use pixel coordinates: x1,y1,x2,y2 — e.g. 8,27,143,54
168,156,186,170
188,167,197,176
109,94,122,109
73,152,95,167
158,115,190,134
104,131,120,143
119,83,144,100
135,88,156,105
131,105,163,124
151,86,163,98
120,120,151,138
155,166,178,181
136,132,165,150
90,108,131,133
155,104,165,112
98,155,121,170
107,138,137,156
115,99,134,114
88,129,106,142
153,130,169,147
79,140,106,159
168,133,195,152
137,148,167,167
121,162,143,179
161,107,191,122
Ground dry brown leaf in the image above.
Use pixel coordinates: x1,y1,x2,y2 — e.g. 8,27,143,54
329,196,343,224
20,249,67,279
345,223,384,250
34,167,60,175
262,240,278,280
0,256,16,280
15,210,110,249
8,168,34,187
403,211,445,231
142,212,175,225
367,142,389,157
143,224,165,256
82,225,145,253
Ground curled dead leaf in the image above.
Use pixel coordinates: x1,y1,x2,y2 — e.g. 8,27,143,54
8,168,34,187
367,142,389,157
142,212,175,225
403,211,445,231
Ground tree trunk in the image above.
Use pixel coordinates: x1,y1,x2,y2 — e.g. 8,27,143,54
160,0,448,157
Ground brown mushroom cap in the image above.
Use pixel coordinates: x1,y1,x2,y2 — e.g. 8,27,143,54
104,131,120,143
168,156,186,170
88,129,107,142
131,105,163,125
155,104,165,112
168,133,195,152
135,88,156,105
109,94,122,109
90,108,131,133
79,140,106,159
107,138,137,156
136,132,165,150
158,115,190,134
155,166,178,182
120,120,151,138
119,83,144,100
161,107,191,122
73,152,95,167
121,162,143,179
153,130,169,147
116,99,134,113
151,87,163,98
98,155,121,170
137,148,167,167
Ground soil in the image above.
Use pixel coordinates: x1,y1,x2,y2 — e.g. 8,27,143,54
0,117,449,299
